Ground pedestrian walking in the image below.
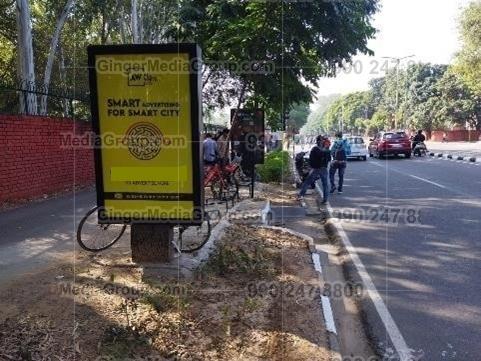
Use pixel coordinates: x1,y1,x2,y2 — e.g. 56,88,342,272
329,132,351,194
217,128,230,166
203,133,218,166
298,135,331,203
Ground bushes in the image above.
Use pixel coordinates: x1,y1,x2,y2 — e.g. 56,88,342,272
256,150,290,183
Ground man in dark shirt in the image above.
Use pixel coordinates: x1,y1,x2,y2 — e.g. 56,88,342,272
297,135,331,203
412,130,426,150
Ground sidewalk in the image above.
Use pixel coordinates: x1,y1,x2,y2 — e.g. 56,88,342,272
0,188,95,286
426,141,481,159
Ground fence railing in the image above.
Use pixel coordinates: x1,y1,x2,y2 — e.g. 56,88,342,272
0,79,90,120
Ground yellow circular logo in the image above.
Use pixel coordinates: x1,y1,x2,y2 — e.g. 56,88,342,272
125,122,162,160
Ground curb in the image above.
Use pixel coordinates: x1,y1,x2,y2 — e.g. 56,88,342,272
313,182,411,361
259,225,342,361
193,200,247,264
428,152,478,163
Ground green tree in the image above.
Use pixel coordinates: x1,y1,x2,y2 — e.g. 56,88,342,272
319,91,373,134
435,70,481,130
453,1,481,95
301,93,341,135
368,110,389,133
180,0,379,125
287,102,309,131
402,63,447,131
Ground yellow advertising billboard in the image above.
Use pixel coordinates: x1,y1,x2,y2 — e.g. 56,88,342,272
87,44,203,224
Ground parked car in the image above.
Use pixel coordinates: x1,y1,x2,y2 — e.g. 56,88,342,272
346,136,368,161
368,131,412,158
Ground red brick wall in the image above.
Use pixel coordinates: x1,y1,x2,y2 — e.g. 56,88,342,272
0,115,95,205
431,130,481,142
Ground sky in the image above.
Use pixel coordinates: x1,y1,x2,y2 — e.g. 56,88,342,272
314,0,473,99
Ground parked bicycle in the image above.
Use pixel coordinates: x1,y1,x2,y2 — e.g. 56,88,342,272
77,160,242,253
76,206,214,253
203,161,240,202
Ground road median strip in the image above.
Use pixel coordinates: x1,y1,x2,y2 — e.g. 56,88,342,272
429,152,477,163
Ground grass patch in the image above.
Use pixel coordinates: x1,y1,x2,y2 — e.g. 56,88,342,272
201,243,274,277
99,326,150,360
140,289,189,313
256,150,290,183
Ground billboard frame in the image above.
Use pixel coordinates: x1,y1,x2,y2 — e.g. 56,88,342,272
87,43,203,225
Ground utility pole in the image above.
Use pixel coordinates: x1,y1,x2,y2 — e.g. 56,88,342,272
340,103,344,133
382,55,415,130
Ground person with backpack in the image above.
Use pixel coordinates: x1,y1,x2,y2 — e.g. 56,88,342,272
297,135,331,204
329,132,351,194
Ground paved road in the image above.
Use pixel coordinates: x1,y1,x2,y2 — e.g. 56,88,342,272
327,156,481,360
0,189,95,285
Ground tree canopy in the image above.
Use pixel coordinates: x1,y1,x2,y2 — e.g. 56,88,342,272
453,0,481,95
1,0,380,122
312,62,481,135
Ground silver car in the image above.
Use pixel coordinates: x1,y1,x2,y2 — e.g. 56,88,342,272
346,136,368,161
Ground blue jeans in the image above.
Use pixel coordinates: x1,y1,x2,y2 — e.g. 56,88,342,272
299,168,329,201
329,161,346,191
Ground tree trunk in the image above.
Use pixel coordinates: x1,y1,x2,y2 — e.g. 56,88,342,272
131,224,174,263
138,0,144,43
131,0,139,43
40,0,75,115
16,0,37,115
58,45,69,116
119,3,127,44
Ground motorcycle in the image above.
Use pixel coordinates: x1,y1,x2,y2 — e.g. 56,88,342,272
295,151,314,188
412,141,427,157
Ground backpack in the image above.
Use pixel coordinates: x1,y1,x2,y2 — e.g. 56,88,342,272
334,142,347,161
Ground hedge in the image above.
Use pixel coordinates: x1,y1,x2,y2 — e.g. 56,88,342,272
256,150,290,183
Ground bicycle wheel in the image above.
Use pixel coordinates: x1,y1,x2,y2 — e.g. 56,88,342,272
179,213,211,253
228,171,240,201
210,177,225,200
77,206,127,252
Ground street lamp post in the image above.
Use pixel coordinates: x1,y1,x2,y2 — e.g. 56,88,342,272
382,55,415,130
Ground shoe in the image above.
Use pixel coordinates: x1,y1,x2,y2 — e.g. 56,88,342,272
338,190,343,194
296,195,304,201
330,186,336,194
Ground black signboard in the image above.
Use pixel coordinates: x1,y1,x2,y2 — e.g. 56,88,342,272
230,108,265,167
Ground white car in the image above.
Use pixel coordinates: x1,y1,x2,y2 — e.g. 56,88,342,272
346,136,368,161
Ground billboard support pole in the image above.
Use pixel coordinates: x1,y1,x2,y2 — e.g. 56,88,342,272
131,224,174,262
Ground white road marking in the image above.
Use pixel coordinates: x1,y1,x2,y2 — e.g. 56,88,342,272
261,224,337,335
321,295,337,334
408,175,448,189
314,181,412,360
325,203,413,361
312,253,322,274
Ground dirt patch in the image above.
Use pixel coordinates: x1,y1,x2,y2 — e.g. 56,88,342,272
0,224,330,360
